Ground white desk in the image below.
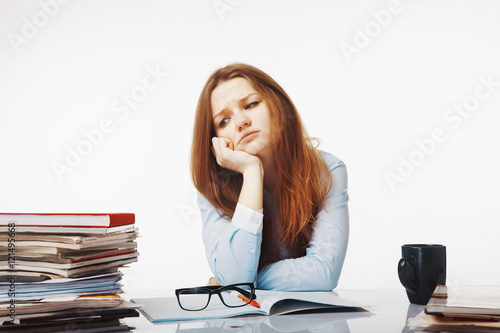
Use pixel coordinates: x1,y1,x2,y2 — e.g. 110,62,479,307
123,289,425,332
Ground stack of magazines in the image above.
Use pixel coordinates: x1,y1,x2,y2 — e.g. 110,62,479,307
0,213,140,332
408,285,500,332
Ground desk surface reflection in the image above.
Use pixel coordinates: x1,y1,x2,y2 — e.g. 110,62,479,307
123,289,425,332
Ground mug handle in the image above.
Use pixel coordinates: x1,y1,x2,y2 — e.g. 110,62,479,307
398,257,418,295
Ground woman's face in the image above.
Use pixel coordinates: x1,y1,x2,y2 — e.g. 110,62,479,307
211,78,273,158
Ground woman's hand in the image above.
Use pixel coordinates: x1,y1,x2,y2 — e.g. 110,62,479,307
212,137,264,211
211,137,262,175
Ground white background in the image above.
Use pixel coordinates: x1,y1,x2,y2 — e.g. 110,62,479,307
1,0,499,293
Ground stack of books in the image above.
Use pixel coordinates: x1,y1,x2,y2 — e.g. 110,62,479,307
0,213,140,332
409,285,500,332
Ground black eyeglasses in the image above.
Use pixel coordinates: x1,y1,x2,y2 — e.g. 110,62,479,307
175,283,256,311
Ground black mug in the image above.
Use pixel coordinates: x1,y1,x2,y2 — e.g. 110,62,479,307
398,244,446,305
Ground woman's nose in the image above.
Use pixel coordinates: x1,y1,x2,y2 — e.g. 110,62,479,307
235,113,251,131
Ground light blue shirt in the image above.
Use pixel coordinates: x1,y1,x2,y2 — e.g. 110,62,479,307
198,151,349,291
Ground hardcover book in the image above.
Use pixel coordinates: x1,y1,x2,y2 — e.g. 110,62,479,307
0,213,134,228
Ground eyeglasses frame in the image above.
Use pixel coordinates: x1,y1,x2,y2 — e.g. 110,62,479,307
175,282,256,311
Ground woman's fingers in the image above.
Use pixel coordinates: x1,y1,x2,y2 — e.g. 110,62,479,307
212,137,240,171
219,137,233,150
212,137,233,166
211,137,261,174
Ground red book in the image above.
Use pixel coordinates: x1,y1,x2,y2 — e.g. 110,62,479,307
0,213,134,228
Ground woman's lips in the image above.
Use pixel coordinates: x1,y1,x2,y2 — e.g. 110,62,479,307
239,131,259,145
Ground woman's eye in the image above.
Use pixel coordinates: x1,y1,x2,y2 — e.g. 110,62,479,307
219,118,229,127
245,102,259,110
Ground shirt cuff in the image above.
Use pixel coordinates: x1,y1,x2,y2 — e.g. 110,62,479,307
232,203,263,234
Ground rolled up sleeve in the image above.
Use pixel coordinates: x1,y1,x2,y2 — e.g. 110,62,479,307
199,193,263,285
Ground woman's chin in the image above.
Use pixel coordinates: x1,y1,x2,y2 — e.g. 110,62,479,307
237,148,256,155
237,142,270,158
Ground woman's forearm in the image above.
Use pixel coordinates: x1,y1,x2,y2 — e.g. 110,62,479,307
238,163,264,211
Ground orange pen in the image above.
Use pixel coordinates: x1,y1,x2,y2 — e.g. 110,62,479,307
238,294,260,308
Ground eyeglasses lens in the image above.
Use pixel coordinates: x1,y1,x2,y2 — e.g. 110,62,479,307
178,289,210,310
220,284,253,307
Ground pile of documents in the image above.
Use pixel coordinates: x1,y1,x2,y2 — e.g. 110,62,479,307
0,213,140,331
408,285,500,332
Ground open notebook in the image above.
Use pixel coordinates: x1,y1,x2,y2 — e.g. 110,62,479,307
131,290,369,323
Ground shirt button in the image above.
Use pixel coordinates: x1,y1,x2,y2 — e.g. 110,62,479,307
250,249,255,254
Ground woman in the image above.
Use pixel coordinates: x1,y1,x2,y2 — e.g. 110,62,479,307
190,63,349,291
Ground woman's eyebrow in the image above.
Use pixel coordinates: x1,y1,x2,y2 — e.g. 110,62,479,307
212,93,258,120
212,109,226,121
240,93,258,103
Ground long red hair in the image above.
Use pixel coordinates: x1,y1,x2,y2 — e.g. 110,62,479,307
191,63,332,269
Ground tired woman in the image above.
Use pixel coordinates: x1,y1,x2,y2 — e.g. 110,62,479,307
190,63,349,291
